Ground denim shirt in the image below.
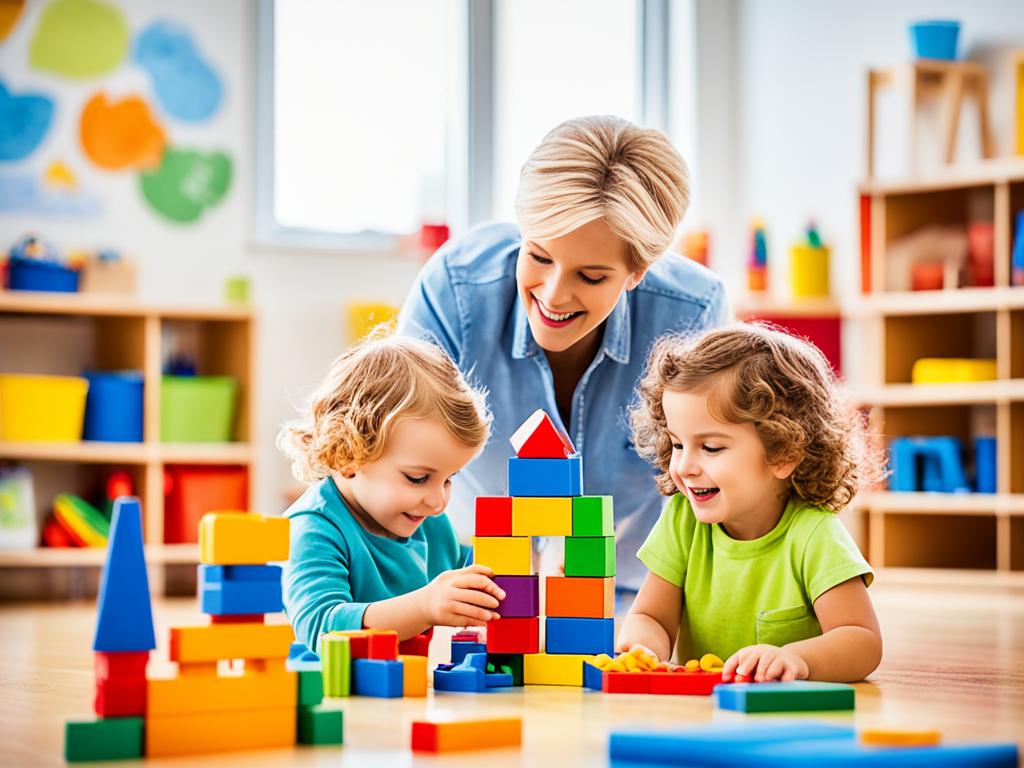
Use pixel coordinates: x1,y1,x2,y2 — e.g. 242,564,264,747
395,222,729,589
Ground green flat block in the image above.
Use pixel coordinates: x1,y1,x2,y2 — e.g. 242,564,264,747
322,634,351,697
65,717,144,762
565,536,615,577
297,704,344,745
714,681,855,713
297,668,324,706
572,496,614,536
487,652,524,686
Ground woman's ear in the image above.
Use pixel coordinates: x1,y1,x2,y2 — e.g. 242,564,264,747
625,268,648,291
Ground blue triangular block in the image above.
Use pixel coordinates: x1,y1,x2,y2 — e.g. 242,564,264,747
93,497,155,652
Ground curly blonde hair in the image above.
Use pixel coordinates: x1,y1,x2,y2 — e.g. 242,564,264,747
629,323,881,512
278,334,492,483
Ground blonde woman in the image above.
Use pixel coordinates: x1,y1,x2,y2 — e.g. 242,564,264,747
397,115,728,595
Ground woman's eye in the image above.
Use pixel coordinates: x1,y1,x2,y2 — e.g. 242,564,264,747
530,252,552,265
704,446,724,454
404,474,428,485
580,273,608,286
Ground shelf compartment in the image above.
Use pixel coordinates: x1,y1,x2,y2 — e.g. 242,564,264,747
1011,310,1024,379
884,513,996,569
883,312,996,384
1011,402,1024,494
1013,518,1024,571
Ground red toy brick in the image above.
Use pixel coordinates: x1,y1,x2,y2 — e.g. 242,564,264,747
94,651,148,681
485,617,539,654
367,631,399,660
399,628,433,657
603,672,652,694
209,613,265,624
650,670,722,695
94,675,147,716
509,410,576,459
475,497,513,536
410,722,438,751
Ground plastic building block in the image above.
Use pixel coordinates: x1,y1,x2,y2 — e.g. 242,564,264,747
321,634,351,697
65,717,144,762
975,436,996,493
911,357,997,384
297,668,324,706
523,653,592,686
148,667,297,715
889,436,969,493
168,623,293,662
604,671,652,693
289,641,319,662
748,738,1018,767
714,681,855,713
198,512,289,565
508,456,583,497
546,576,615,618
511,496,572,536
94,650,148,680
297,704,344,745
545,617,614,655
564,536,615,577
861,729,942,746
434,652,513,692
509,408,575,458
351,659,404,698
651,670,722,695
487,653,524,686
493,575,539,618
572,495,614,536
94,675,147,716
486,616,539,654
93,498,155,652
399,654,427,697
451,629,483,642
451,640,488,665
583,661,604,690
411,715,522,752
399,629,432,657
476,496,513,536
210,613,265,624
326,628,398,659
199,564,284,615
471,536,532,575
147,706,296,757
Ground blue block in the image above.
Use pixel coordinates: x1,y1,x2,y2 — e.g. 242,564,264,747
974,436,996,493
289,641,319,662
201,564,282,582
198,564,283,615
746,738,1017,768
889,437,969,493
450,640,487,665
545,617,614,655
508,456,582,497
93,498,155,652
434,652,512,692
583,661,604,691
351,659,403,698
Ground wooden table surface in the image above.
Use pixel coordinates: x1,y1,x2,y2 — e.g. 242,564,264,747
1,574,1022,766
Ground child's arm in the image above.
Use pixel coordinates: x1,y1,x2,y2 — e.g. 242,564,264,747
614,572,683,662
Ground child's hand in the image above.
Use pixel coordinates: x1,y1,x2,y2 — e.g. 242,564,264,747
723,644,809,683
419,564,506,627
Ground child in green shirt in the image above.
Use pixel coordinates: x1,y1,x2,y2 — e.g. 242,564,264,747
618,324,883,683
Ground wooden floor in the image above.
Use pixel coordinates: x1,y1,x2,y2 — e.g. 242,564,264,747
1,573,1022,766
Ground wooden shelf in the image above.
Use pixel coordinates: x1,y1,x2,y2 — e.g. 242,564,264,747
852,379,1024,407
856,491,1024,516
851,287,1024,317
0,442,253,465
0,544,199,568
859,156,1024,195
0,290,252,320
734,297,842,318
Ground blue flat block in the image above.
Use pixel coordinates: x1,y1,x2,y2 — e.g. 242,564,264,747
200,564,282,582
508,456,582,497
434,665,485,692
714,681,855,713
199,575,283,615
351,659,403,698
450,641,487,665
545,617,614,655
583,661,604,691
484,671,514,688
746,738,1018,768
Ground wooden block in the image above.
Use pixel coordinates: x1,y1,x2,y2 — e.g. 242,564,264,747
475,497,513,536
398,629,432,657
326,629,397,659
297,704,344,745
168,623,294,662
199,512,289,565
523,653,592,686
65,717,144,762
564,536,615,577
493,575,539,617
399,654,427,697
604,671,652,694
572,495,614,536
511,496,572,536
148,668,297,715
147,706,296,757
351,659,403,698
486,617,539,654
297,668,324,706
509,409,575,458
650,670,722,695
545,617,614,655
714,681,855,713
860,729,941,746
411,715,522,752
93,650,148,681
321,634,351,697
471,536,532,575
508,456,582,497
545,576,615,618
94,675,146,716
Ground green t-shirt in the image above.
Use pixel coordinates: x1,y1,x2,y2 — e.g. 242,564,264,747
636,493,872,662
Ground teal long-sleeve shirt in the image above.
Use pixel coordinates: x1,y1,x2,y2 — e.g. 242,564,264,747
283,477,471,654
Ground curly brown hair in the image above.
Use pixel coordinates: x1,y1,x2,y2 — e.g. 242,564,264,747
629,323,881,511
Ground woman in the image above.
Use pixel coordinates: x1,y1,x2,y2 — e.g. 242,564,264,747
396,115,728,593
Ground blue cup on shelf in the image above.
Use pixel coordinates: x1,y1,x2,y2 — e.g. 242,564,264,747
82,371,144,442
908,20,960,61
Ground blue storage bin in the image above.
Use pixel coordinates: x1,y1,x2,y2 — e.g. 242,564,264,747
909,20,960,60
82,371,144,443
9,257,80,292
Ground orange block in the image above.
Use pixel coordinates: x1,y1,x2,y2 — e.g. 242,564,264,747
146,706,296,757
169,623,294,663
199,512,289,565
148,668,297,716
411,716,522,752
861,729,942,747
399,654,427,697
545,576,615,618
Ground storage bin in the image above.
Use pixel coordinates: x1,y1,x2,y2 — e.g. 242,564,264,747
164,465,248,543
909,20,959,61
0,374,89,441
83,371,144,442
9,257,80,292
160,375,237,443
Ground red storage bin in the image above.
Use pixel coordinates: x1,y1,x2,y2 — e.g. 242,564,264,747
164,466,248,544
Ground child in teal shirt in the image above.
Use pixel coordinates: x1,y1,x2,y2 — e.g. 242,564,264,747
619,324,883,683
279,336,506,653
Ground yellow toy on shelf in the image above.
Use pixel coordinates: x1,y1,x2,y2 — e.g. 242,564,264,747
911,358,997,384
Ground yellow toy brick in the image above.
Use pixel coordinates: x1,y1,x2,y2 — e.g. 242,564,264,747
471,536,532,575
399,654,427,697
511,497,572,536
861,729,941,746
910,358,997,384
168,623,294,663
199,512,289,565
523,653,593,686
146,706,296,757
148,668,297,716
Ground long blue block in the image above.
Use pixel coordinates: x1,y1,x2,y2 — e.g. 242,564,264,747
745,738,1018,768
201,564,282,582
93,498,155,652
545,617,613,655
351,659,403,698
508,456,582,497
198,564,283,615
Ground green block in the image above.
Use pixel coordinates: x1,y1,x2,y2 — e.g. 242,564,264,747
564,536,615,577
297,668,324,706
714,681,855,713
65,717,144,762
571,496,614,536
297,704,344,745
486,652,524,686
321,634,351,697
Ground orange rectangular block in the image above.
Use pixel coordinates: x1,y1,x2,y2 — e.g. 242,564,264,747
399,654,427,697
148,668,297,716
545,576,615,618
146,706,296,757
168,623,294,663
199,512,289,565
411,716,522,752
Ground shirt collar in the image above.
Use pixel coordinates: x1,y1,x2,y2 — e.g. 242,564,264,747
511,290,631,364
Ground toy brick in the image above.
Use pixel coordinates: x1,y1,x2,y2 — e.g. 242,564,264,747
94,650,148,681
148,667,297,715
433,652,512,692
297,668,324,706
147,706,296,757
545,576,615,618
509,408,575,458
289,641,319,662
511,496,572,536
451,640,488,665
604,671,652,693
860,729,942,747
572,495,614,536
508,456,583,497
399,654,427,697
351,659,404,698
748,738,1019,766
95,674,147,716
65,717,144,762
486,616,539,654
199,564,283,615
399,628,432,657
198,512,289,565
93,498,155,652
471,536,532,575
200,564,282,582
321,634,351,697
523,653,592,686
493,575,539,617
583,661,604,690
328,629,398,659
451,629,483,642
564,536,615,577
714,681,855,713
210,613,265,624
545,617,614,655
168,623,293,662
486,653,524,686
411,715,522,752
297,704,344,745
650,670,722,695
476,496,513,536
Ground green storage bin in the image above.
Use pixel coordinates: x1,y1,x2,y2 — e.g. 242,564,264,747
161,375,238,443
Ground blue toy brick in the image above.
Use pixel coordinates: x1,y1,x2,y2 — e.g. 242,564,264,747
198,564,283,615
889,436,969,494
289,641,319,662
714,681,854,713
93,498,156,652
974,436,996,493
583,661,604,691
747,737,1018,768
434,652,513,692
450,641,488,665
200,564,282,582
508,456,582,497
545,617,614,655
351,659,403,698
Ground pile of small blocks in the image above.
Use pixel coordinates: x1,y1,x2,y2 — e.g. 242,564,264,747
583,648,726,695
321,628,428,698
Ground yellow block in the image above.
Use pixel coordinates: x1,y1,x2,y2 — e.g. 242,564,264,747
399,654,427,697
146,706,296,757
148,668,297,715
471,536,532,575
523,653,593,686
169,623,294,663
910,358,997,384
789,244,830,297
861,729,941,747
511,497,572,536
199,512,290,565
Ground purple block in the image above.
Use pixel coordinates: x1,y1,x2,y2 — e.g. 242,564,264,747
493,575,538,618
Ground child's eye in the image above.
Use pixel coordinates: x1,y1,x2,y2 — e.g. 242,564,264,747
403,473,429,485
703,445,724,454
530,252,552,265
579,272,608,286
671,442,684,451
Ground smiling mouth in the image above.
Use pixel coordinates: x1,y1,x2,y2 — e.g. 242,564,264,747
688,486,720,503
533,296,583,326
402,513,425,523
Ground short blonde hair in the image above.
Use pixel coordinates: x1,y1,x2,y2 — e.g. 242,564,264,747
278,335,492,483
515,115,690,272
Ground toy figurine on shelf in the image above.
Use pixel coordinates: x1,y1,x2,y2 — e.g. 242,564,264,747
747,218,768,292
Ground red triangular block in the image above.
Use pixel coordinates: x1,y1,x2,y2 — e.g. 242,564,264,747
509,409,575,458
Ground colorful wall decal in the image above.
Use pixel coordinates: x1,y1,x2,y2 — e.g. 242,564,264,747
0,79,54,162
0,0,26,42
0,172,101,216
29,0,129,79
139,146,231,223
134,21,223,122
79,92,165,171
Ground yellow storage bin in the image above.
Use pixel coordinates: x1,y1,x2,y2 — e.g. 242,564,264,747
0,374,89,441
790,244,831,297
911,358,997,384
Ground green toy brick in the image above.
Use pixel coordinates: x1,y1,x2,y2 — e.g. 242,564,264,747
321,635,351,697
297,704,344,745
572,496,614,536
297,668,324,706
714,681,855,713
487,652,524,686
65,717,145,762
565,536,615,577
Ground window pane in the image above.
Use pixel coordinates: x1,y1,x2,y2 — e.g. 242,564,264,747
492,0,638,222
274,0,456,235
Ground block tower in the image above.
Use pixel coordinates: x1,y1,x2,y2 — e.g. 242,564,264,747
472,409,615,686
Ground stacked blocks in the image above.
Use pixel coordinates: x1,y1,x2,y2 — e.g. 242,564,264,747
320,628,428,698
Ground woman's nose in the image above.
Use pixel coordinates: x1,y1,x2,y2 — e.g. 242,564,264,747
540,271,573,306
